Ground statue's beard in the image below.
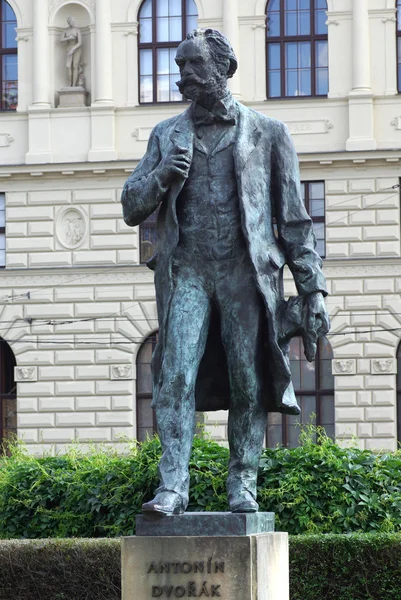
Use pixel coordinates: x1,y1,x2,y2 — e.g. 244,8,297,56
176,74,228,106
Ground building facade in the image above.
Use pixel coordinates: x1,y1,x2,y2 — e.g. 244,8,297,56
0,0,400,454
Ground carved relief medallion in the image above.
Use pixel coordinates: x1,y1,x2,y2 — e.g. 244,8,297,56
372,359,395,374
56,207,87,249
111,365,133,380
333,360,355,374
15,366,38,381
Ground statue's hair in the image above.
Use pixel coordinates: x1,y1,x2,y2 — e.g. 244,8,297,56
185,29,238,79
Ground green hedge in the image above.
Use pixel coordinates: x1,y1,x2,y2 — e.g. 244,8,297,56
1,535,401,600
2,429,401,538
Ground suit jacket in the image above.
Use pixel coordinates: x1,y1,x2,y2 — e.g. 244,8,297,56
121,99,328,415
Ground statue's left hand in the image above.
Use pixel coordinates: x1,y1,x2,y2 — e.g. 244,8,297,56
303,291,330,361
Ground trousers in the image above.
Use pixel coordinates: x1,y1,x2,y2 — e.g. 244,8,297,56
153,248,268,507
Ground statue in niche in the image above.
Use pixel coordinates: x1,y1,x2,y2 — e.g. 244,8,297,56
60,16,83,88
121,29,330,516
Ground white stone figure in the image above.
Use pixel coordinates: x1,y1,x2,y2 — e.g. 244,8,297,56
60,16,83,88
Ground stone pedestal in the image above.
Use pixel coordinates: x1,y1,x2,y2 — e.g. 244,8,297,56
122,513,289,600
58,87,88,108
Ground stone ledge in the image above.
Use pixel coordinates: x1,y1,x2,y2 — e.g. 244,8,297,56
136,512,275,537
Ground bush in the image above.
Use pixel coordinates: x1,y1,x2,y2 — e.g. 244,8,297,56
290,533,401,600
1,535,401,600
1,428,401,538
0,538,120,600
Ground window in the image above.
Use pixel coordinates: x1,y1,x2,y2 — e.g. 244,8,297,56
0,1,17,110
0,339,16,448
397,0,401,93
301,180,325,257
266,0,328,98
267,337,334,448
138,0,198,104
136,332,158,441
140,210,158,264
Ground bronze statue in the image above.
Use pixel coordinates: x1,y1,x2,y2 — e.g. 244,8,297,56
121,29,329,516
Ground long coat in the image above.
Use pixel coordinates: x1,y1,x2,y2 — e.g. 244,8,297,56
121,100,328,415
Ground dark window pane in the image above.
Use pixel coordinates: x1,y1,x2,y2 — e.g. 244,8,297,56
316,40,328,67
268,0,280,10
320,395,335,427
310,199,324,217
3,21,16,49
268,71,281,97
187,15,197,32
316,68,328,95
169,0,181,16
285,11,297,36
286,69,297,95
186,0,197,14
285,0,297,10
169,16,182,41
2,55,17,109
286,42,298,69
157,16,169,41
310,181,324,199
140,0,152,18
140,18,153,43
300,42,311,68
268,43,281,69
300,0,311,9
320,359,333,389
157,74,170,101
315,9,327,35
140,75,153,103
299,10,310,35
300,359,315,390
267,412,283,447
140,49,153,76
157,0,169,17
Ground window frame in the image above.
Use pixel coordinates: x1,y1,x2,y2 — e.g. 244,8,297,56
0,339,16,449
138,0,197,105
266,0,328,100
266,337,334,448
302,180,326,258
0,0,17,112
136,332,158,442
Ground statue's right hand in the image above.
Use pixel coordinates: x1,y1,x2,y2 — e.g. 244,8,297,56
156,146,192,187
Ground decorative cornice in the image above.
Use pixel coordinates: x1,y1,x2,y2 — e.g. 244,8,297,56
326,19,339,26
382,17,397,23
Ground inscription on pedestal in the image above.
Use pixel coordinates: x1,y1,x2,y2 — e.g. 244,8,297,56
147,559,224,597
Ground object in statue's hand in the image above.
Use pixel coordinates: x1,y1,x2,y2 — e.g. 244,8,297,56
279,293,330,362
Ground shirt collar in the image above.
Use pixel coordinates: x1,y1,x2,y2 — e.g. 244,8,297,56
192,93,237,127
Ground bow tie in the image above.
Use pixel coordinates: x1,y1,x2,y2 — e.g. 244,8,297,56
193,103,236,127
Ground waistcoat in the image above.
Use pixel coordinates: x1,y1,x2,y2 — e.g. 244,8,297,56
176,122,247,261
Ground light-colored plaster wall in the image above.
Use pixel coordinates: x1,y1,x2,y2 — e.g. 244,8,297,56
0,0,400,452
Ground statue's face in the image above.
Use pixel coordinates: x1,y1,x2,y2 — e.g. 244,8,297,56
175,38,228,103
67,16,75,26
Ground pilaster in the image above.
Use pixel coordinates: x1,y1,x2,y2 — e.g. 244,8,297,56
25,0,53,164
222,0,241,100
346,0,376,152
88,0,117,161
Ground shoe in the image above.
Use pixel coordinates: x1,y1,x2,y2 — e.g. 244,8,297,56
229,491,259,513
142,491,185,516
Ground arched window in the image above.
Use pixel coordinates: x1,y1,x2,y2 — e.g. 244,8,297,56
138,0,198,104
136,332,158,441
267,336,334,447
397,0,401,92
0,339,16,446
266,0,328,99
140,210,158,264
0,1,17,110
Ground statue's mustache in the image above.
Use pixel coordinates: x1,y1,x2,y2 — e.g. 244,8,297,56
176,75,207,92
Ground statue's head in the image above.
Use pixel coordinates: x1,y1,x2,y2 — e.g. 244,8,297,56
67,16,76,26
175,29,238,104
